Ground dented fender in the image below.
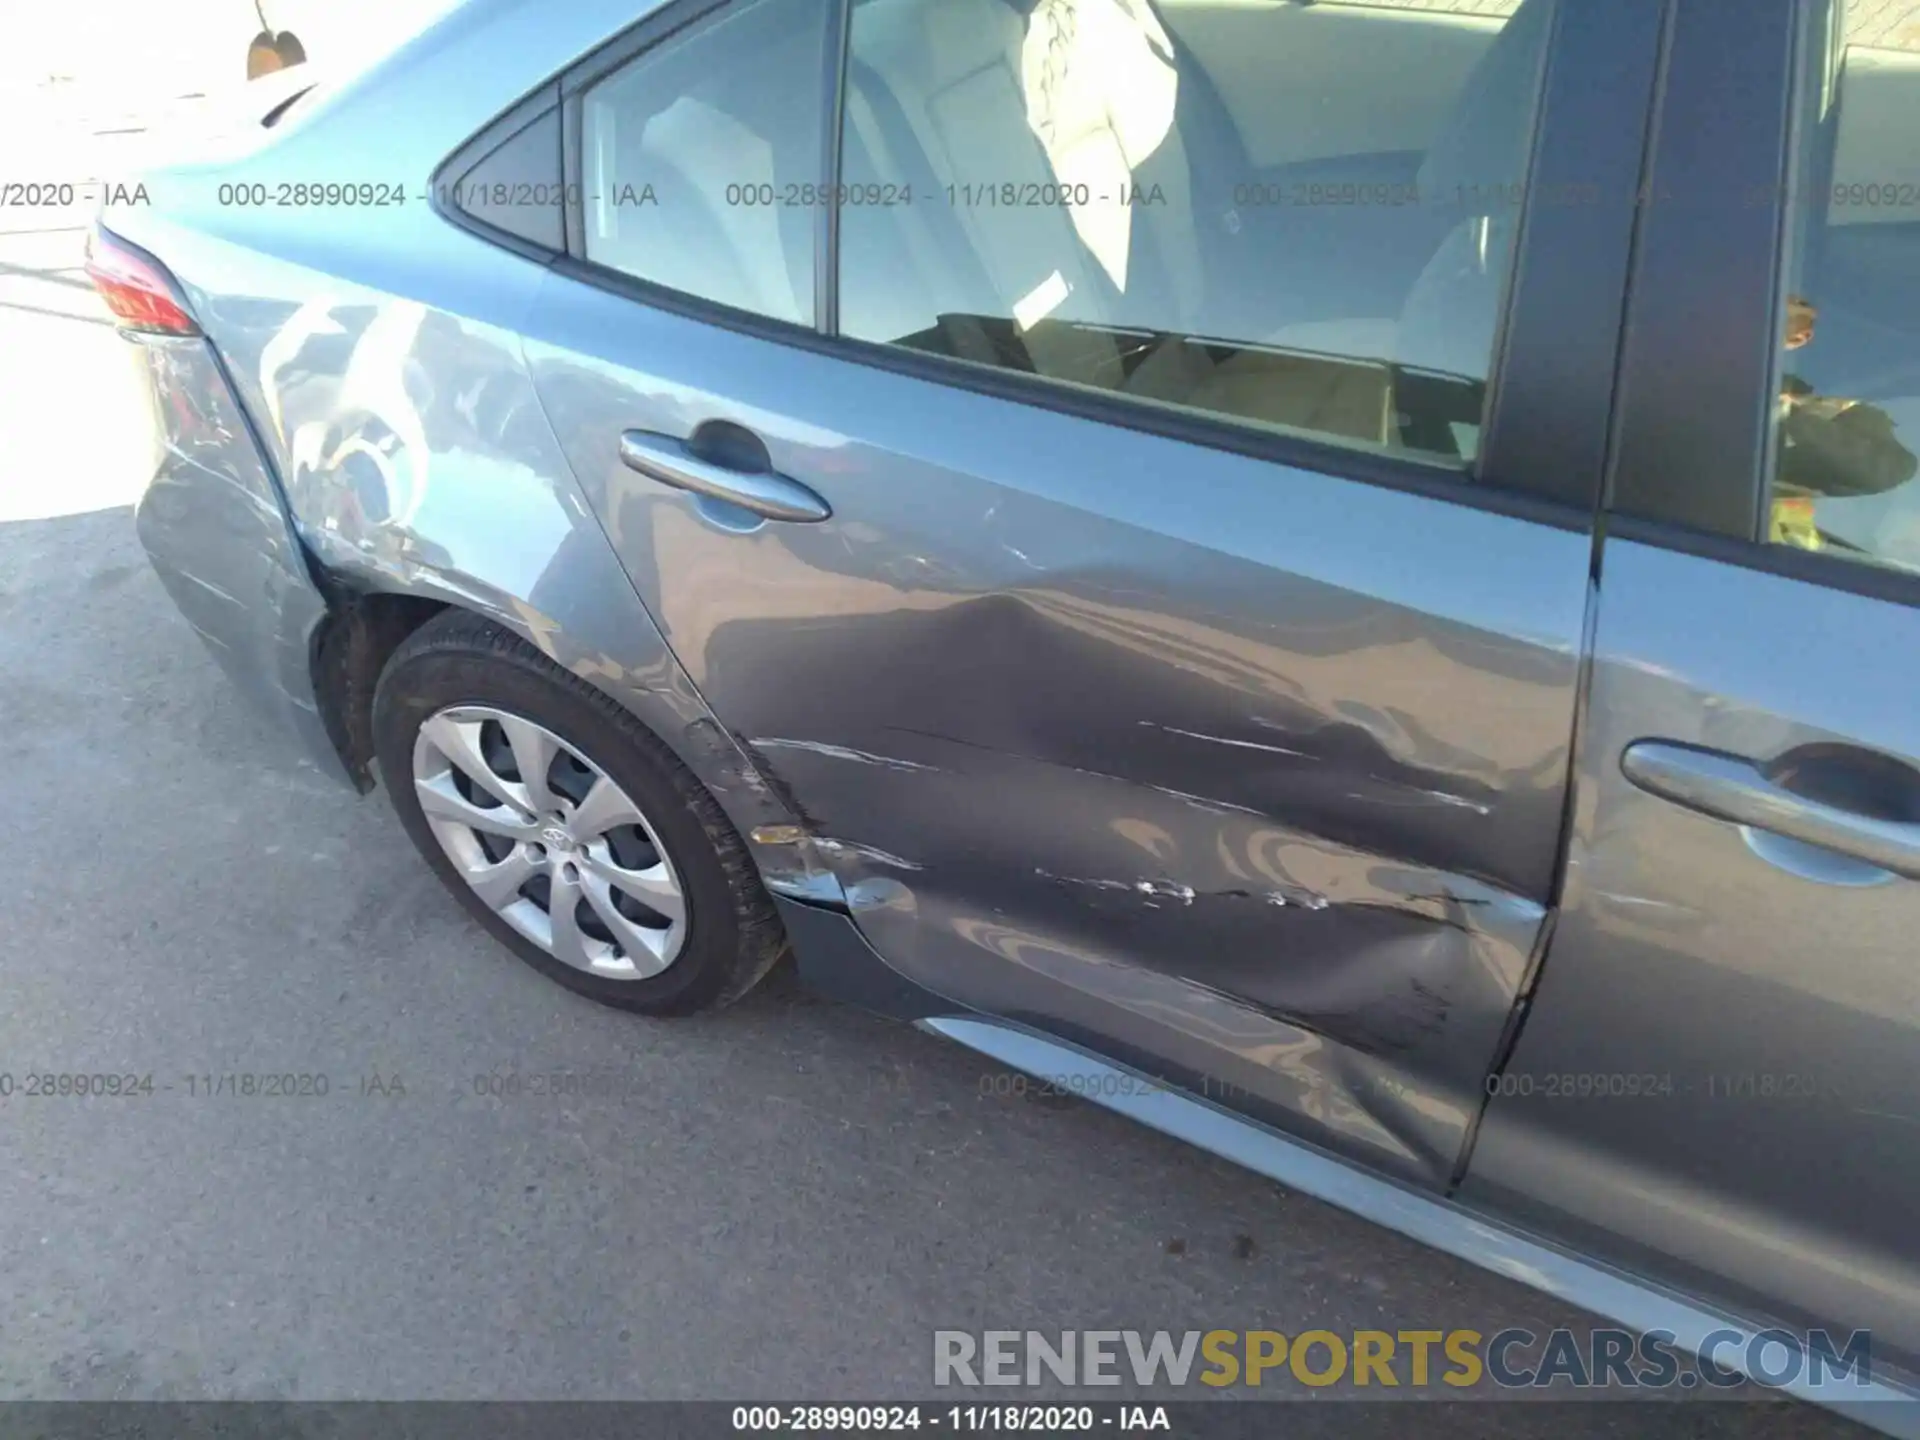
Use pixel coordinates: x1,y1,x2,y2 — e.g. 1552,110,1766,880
128,228,833,900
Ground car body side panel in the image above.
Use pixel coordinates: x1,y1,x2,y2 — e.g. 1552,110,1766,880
256,0,467,78
128,331,341,779
208,247,824,896
521,272,1588,1186
102,0,837,899
120,0,1575,1188
1464,538,1920,1372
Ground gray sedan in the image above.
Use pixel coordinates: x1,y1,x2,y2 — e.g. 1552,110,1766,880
90,0,1920,1427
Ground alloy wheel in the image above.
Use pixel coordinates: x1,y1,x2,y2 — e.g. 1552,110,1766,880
410,704,687,978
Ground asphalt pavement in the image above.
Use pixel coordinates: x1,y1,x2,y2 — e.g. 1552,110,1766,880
0,72,1877,1440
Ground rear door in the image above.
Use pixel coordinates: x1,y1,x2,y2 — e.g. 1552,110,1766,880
1465,0,1920,1371
517,0,1664,1187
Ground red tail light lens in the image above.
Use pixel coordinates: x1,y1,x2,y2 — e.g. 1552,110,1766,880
84,224,200,335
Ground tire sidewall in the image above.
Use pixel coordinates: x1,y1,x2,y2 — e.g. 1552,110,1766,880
373,643,749,1013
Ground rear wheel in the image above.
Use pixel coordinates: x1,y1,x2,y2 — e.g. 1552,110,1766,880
372,610,788,1014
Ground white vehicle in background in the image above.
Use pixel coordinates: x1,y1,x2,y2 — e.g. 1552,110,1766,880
244,0,462,79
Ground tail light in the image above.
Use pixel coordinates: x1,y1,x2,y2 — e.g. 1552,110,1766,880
85,223,200,335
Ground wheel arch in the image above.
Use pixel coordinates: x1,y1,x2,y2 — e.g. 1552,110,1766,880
299,549,839,904
308,581,449,793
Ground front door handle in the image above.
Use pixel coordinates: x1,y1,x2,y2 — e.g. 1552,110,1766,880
1621,740,1920,882
618,429,831,524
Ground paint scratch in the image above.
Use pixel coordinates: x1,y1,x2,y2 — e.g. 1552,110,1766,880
1140,721,1313,759
1035,870,1195,905
814,839,925,872
1145,783,1270,820
1217,885,1333,911
753,738,939,773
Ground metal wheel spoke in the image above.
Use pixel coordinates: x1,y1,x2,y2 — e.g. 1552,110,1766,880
547,869,593,970
413,703,688,978
580,873,673,972
569,775,642,841
463,845,538,910
420,713,529,816
499,715,562,815
583,851,684,927
416,771,539,840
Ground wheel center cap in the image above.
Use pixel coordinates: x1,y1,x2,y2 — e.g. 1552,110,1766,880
540,824,573,851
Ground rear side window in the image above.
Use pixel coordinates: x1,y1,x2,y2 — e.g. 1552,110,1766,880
835,0,1556,468
1766,0,1920,573
578,0,830,326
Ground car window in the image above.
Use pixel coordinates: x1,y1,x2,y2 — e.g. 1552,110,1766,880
835,0,1556,468
1766,0,1920,573
578,0,829,326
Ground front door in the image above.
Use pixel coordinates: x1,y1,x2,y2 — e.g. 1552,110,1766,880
1466,0,1920,1370
523,0,1663,1186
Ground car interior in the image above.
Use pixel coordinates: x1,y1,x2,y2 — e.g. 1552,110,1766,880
840,0,1551,461
581,0,1548,465
1777,0,1920,568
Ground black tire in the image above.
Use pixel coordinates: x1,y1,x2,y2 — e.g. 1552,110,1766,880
372,609,788,1014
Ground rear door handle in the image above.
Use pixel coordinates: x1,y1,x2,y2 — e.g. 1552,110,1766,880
1621,740,1920,882
618,429,831,524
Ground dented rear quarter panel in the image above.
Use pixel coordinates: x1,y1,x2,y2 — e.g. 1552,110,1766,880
127,330,339,776
106,0,828,891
